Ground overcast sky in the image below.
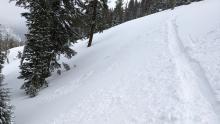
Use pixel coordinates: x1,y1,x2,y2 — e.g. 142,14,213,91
0,0,27,39
0,0,121,40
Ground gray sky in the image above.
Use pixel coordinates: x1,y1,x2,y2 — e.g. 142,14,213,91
0,0,27,39
0,0,119,40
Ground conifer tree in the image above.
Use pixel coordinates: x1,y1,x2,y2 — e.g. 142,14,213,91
170,0,176,9
84,0,108,47
114,0,124,25
0,49,12,124
13,0,82,97
140,0,147,16
127,0,135,20
105,9,114,28
47,0,78,72
18,0,54,96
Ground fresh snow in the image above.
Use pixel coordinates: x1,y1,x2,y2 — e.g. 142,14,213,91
2,0,220,123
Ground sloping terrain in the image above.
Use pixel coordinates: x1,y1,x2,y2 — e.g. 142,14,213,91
3,0,220,123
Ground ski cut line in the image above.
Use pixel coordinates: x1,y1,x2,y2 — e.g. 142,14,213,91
167,17,220,120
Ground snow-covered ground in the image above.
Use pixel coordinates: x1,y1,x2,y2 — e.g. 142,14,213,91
3,0,220,123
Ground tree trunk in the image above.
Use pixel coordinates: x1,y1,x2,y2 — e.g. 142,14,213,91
87,0,97,47
87,24,95,47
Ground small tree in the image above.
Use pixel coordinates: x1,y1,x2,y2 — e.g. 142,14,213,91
0,50,12,124
84,0,108,47
13,0,81,97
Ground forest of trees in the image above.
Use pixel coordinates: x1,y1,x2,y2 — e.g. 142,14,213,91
100,0,202,30
0,24,24,52
0,23,21,124
0,40,12,124
0,0,202,123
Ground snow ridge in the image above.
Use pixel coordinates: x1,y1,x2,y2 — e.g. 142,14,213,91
167,16,220,122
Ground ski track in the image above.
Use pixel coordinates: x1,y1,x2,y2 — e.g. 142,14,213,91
45,21,184,124
167,16,220,122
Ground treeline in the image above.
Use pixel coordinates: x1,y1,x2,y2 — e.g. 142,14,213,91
0,25,14,124
0,26,24,52
0,41,12,124
100,0,202,29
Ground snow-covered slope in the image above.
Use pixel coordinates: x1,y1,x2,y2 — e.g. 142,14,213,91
3,0,220,124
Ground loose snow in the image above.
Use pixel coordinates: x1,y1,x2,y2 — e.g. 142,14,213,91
2,0,220,124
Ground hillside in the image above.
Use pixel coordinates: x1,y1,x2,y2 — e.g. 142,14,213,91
3,0,220,124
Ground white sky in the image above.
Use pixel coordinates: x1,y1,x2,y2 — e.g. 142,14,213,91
0,0,27,39
0,0,122,39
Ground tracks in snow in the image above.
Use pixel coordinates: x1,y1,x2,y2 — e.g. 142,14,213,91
166,17,220,121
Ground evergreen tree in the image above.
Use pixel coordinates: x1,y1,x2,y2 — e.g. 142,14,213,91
170,0,176,9
113,0,124,25
105,9,114,28
13,0,81,97
140,0,148,16
127,0,135,20
47,0,78,72
0,48,12,124
135,1,141,18
18,0,54,97
133,0,139,18
84,0,108,47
